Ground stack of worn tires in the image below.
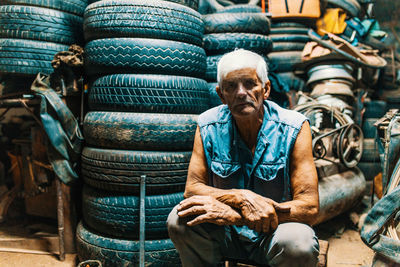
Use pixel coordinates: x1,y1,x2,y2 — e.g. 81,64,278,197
269,21,311,92
202,6,272,107
76,0,207,265
378,54,400,110
0,0,85,97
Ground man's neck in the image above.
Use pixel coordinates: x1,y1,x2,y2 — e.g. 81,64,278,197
233,110,264,154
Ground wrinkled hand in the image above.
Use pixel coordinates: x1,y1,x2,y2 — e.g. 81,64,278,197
218,190,291,233
177,195,243,227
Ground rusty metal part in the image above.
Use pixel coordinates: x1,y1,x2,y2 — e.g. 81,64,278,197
56,179,65,261
315,167,366,225
338,124,364,168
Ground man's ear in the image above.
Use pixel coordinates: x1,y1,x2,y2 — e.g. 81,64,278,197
263,80,271,100
216,85,227,104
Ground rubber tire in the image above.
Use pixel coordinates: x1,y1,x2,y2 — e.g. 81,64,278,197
208,82,222,108
270,27,309,35
203,13,270,34
327,0,361,17
88,0,199,10
82,185,183,239
81,147,190,194
271,22,309,28
206,54,269,82
272,42,306,52
76,222,181,267
362,118,378,139
84,0,203,46
269,34,310,43
88,74,209,114
268,51,303,73
83,112,197,150
1,0,88,16
203,33,272,55
0,38,69,75
357,162,381,181
217,4,262,13
84,38,206,78
0,5,83,45
361,138,380,162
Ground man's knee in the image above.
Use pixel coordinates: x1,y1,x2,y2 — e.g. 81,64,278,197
167,205,186,240
268,223,319,265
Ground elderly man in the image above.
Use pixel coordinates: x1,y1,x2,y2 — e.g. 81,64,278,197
167,49,320,267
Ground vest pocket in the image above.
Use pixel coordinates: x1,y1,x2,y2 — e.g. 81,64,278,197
254,162,285,181
211,160,241,178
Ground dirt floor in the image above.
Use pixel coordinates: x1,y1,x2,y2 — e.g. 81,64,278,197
0,207,375,267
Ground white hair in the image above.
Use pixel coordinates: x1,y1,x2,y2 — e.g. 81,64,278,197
217,49,269,86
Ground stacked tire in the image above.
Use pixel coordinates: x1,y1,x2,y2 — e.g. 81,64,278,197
0,0,85,97
77,0,207,266
269,21,312,92
378,54,400,110
202,7,272,107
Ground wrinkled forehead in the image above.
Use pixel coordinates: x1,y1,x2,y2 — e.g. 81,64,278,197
220,67,259,83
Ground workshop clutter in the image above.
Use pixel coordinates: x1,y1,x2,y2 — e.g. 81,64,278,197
77,0,206,265
0,0,87,97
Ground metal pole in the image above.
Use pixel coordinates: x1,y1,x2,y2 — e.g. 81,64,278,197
56,179,65,261
139,175,146,267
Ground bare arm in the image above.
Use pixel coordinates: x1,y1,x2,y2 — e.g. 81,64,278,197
275,121,319,225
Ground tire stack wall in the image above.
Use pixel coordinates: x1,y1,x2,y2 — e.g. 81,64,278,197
202,7,272,107
78,0,207,266
0,0,86,97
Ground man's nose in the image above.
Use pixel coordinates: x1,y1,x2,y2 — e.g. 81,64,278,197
236,83,247,97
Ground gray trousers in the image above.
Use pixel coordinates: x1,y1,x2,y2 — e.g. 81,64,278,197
167,205,319,267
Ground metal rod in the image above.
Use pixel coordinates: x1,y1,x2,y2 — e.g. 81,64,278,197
56,179,65,261
139,175,146,267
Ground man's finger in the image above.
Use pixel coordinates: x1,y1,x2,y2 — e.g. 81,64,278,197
255,221,262,233
177,206,206,217
270,212,278,232
186,214,212,226
178,197,208,211
262,216,270,233
272,202,291,213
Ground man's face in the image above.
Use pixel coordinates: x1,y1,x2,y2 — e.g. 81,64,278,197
217,68,270,118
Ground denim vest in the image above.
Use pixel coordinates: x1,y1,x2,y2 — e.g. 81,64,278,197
198,100,308,203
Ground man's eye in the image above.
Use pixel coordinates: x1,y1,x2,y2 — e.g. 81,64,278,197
244,80,256,88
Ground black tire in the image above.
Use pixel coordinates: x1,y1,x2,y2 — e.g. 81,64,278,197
217,4,262,13
272,42,306,52
364,100,387,119
203,33,272,55
83,112,197,150
362,118,378,139
327,0,361,17
270,27,309,35
76,222,181,267
361,138,380,162
271,22,309,28
357,162,381,181
87,0,199,10
82,186,183,239
208,82,222,108
84,0,203,46
0,5,83,45
269,34,310,43
203,13,270,34
81,147,190,194
268,51,303,73
0,38,69,75
88,74,209,114
84,38,206,78
1,0,88,16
